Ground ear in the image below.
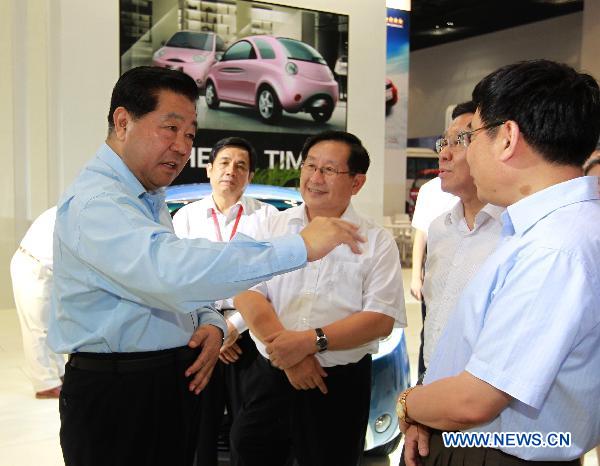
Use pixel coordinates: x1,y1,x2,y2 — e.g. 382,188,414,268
248,171,255,183
112,107,130,141
498,120,520,162
206,163,213,179
351,174,367,195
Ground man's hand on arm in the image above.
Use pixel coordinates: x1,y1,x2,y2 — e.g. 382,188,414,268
219,318,240,364
264,329,315,369
299,216,365,261
403,423,431,466
219,341,242,364
185,324,224,394
284,355,328,394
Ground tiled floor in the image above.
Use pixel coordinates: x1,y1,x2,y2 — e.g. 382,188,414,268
0,269,596,466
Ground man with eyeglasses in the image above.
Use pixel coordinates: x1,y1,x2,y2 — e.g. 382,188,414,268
229,130,407,466
420,101,504,375
173,137,278,466
399,60,600,466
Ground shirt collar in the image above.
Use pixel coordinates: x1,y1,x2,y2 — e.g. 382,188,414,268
445,202,504,231
289,202,360,226
504,176,600,236
206,194,244,220
96,143,166,202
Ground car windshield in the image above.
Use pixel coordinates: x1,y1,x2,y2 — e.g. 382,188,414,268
166,32,214,51
277,38,326,65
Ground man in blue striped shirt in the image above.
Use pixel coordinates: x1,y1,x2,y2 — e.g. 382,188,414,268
398,60,600,466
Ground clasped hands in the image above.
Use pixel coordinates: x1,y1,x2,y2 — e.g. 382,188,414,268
400,418,430,466
265,329,328,394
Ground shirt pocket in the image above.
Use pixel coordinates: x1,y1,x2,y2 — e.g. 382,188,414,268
323,261,363,312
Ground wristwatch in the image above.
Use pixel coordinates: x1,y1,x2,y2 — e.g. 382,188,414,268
396,386,416,424
315,328,328,353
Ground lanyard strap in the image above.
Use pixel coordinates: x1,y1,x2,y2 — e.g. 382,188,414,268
211,205,243,241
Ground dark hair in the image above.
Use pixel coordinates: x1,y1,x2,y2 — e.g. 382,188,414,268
472,59,600,167
452,101,477,119
300,130,370,174
209,137,257,173
107,66,199,131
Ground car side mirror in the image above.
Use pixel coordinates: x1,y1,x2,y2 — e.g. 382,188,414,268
216,53,223,61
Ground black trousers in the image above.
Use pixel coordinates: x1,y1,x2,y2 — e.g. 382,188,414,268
230,353,372,466
195,331,258,466
59,347,202,466
400,430,581,466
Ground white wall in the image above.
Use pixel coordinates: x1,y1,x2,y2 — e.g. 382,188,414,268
408,12,583,138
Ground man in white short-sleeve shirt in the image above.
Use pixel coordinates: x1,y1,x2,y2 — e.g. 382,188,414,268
173,137,277,466
231,131,406,466
422,102,503,369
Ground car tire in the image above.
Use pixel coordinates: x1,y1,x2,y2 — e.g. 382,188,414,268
205,81,220,109
257,86,282,124
310,103,334,124
366,433,402,457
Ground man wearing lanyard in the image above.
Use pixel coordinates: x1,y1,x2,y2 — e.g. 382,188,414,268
230,130,407,466
48,67,364,466
399,60,600,466
173,137,278,466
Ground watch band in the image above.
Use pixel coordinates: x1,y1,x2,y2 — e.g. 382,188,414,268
396,386,416,424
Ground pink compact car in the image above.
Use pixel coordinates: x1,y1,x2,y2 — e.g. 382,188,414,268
205,35,339,124
153,31,226,88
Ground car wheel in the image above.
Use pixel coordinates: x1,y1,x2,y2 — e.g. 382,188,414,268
205,81,220,109
366,433,402,457
257,86,282,124
310,103,334,124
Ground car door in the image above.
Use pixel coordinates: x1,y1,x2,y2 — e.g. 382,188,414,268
213,40,256,104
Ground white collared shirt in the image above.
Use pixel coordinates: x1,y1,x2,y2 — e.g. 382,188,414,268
422,202,504,366
173,194,278,332
411,177,459,233
251,203,407,367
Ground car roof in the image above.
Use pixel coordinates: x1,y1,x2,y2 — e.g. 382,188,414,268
165,182,303,203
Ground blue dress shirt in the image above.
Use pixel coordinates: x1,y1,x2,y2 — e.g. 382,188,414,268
48,144,306,353
425,176,600,460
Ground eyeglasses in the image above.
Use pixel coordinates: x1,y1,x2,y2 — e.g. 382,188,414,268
456,120,506,148
300,162,353,177
435,120,505,154
435,134,463,154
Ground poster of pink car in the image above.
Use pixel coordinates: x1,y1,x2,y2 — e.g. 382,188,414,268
205,35,339,124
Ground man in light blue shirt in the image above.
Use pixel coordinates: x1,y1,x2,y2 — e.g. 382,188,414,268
397,60,600,466
49,66,364,466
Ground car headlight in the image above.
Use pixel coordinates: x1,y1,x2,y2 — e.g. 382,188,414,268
153,49,166,59
375,414,392,433
193,55,207,63
285,62,298,75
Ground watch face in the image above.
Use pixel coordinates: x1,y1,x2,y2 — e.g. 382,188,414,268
316,337,327,351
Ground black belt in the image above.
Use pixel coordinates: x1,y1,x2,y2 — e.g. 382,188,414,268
68,346,198,373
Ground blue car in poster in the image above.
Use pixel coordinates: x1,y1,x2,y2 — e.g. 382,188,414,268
165,183,411,455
